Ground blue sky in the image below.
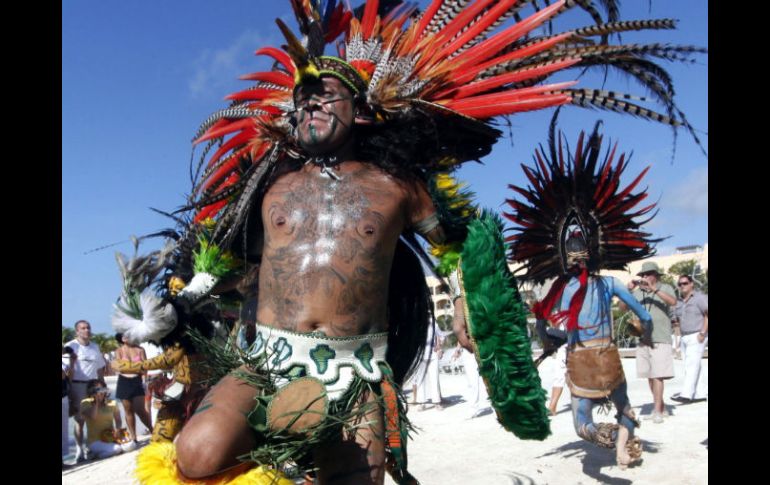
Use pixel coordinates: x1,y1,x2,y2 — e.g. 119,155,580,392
62,0,707,334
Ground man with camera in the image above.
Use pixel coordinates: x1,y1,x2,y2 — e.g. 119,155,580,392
623,262,677,423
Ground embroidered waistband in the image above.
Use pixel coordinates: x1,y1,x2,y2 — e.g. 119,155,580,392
246,324,389,401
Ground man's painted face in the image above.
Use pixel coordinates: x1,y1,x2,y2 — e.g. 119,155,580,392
293,76,355,155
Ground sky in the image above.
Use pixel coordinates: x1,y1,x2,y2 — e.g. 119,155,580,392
62,0,708,335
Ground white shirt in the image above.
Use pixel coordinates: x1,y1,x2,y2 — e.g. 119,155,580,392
64,339,107,381
141,342,164,376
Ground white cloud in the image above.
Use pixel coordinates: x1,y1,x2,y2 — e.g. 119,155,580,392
189,30,278,98
662,166,708,216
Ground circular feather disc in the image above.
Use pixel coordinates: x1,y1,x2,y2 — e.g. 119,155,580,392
267,377,329,434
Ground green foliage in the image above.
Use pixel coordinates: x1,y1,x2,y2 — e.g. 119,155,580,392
612,303,639,349
91,333,119,353
62,326,75,345
667,259,708,294
659,273,675,288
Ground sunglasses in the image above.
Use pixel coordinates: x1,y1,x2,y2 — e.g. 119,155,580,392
677,282,691,287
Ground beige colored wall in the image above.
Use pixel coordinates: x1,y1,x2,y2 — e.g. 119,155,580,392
426,275,453,322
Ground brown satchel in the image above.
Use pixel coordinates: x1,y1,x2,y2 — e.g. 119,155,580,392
566,344,625,399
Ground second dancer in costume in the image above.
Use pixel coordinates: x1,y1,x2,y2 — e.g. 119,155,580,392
505,120,659,469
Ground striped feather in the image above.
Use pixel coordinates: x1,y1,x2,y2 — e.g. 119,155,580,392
573,18,677,37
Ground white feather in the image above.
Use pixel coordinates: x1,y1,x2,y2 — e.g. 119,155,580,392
112,290,178,344
176,272,218,302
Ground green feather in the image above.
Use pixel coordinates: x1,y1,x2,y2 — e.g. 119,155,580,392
460,210,550,440
428,173,477,246
435,247,462,276
192,237,238,278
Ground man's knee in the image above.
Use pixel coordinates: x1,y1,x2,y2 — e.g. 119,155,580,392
176,407,256,478
176,420,237,478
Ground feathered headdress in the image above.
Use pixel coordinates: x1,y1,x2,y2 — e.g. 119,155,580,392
183,0,705,261
504,117,662,283
503,117,662,330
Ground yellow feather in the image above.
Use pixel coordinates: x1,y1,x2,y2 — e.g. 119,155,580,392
135,442,293,485
197,217,216,231
295,62,321,84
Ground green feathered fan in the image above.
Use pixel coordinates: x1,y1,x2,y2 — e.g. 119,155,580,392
459,210,550,440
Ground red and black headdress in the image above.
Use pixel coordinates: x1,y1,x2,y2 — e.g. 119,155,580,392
504,117,662,328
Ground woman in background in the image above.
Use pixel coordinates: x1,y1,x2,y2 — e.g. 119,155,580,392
115,333,152,447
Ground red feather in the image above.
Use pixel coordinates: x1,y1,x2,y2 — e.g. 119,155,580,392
414,0,444,43
447,32,573,89
535,150,551,185
360,0,379,39
437,0,520,60
238,71,294,87
194,199,229,223
205,130,256,170
606,239,648,248
449,0,565,67
255,47,295,74
594,153,624,208
202,156,242,193
433,0,497,47
196,118,255,144
448,93,571,118
601,192,648,217
608,166,651,206
521,165,544,193
225,88,283,102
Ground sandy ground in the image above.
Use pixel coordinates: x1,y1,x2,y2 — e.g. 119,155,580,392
62,356,707,485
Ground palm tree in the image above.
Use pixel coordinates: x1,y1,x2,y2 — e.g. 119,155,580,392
90,333,119,354
667,259,708,294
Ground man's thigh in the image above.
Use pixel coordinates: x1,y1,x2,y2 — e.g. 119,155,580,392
175,370,260,478
313,388,386,485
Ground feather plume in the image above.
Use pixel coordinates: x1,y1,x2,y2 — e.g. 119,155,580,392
112,290,178,344
505,122,665,282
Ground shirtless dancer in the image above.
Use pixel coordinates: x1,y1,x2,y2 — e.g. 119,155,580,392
175,73,443,484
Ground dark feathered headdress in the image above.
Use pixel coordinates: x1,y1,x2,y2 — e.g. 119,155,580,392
504,117,663,284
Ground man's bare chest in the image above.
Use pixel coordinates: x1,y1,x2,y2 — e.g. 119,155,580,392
261,165,407,246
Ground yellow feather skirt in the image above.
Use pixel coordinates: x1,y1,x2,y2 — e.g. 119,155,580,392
135,441,294,485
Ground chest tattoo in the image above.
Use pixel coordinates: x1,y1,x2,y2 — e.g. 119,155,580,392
260,172,396,331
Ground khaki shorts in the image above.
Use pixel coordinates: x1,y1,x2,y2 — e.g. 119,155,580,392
636,343,674,379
